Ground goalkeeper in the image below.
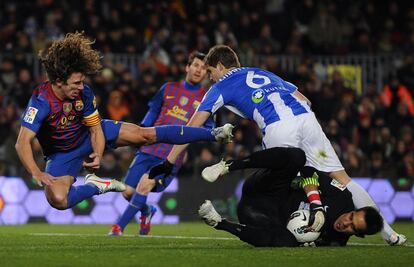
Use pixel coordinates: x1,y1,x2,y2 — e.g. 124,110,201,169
198,147,383,247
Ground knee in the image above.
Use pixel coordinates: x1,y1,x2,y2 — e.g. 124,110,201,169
136,179,155,194
122,190,133,201
47,193,68,210
122,185,135,201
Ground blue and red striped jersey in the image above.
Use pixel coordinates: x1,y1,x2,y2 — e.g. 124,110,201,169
140,81,210,165
21,82,100,156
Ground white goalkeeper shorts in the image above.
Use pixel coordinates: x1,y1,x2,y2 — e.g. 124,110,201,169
262,112,344,173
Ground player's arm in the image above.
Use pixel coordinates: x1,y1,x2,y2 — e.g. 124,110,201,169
83,122,105,171
15,127,55,186
141,83,165,127
82,109,104,171
282,79,312,107
82,85,105,171
300,167,326,232
293,89,311,107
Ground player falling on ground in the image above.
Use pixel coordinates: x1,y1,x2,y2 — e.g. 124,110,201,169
149,44,405,245
15,33,233,211
108,51,219,236
198,148,383,247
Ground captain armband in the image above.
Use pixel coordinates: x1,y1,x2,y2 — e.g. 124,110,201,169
83,110,101,126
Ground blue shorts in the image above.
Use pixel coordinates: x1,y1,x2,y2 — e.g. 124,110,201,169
124,152,177,193
45,119,122,178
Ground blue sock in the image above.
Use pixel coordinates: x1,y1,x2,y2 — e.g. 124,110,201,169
141,204,150,216
155,125,215,144
117,193,147,230
67,184,99,208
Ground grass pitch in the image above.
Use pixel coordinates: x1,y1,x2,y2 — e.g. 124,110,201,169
0,222,413,267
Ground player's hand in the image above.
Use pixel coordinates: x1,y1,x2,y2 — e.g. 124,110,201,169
32,172,56,187
149,160,174,180
308,203,326,232
83,152,101,171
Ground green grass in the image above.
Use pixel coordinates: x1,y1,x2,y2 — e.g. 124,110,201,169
0,222,413,267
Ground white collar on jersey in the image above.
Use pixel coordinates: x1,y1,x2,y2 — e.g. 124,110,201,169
218,67,246,82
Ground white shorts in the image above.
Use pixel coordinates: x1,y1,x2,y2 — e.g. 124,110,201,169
262,112,344,173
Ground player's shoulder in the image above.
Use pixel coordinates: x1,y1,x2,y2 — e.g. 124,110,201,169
161,81,181,92
31,82,51,106
83,83,94,94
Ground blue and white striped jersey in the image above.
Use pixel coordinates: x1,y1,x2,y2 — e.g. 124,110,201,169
197,67,311,131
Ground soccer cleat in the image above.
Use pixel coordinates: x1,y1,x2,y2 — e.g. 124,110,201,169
108,224,123,236
139,205,157,235
198,200,222,227
387,233,407,246
85,174,126,194
212,123,234,143
201,159,231,182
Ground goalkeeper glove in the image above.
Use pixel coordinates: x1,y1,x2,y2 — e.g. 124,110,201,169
308,202,326,232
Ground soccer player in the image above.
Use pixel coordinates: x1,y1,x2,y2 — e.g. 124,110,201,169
108,51,215,236
15,33,233,211
149,44,405,245
198,148,383,247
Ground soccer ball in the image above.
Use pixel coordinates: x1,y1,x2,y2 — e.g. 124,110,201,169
286,209,321,243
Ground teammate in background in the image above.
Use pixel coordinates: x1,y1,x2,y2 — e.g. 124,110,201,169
108,51,216,236
198,147,383,247
15,33,233,212
149,44,405,245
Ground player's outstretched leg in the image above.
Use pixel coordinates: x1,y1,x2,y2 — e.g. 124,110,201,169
116,122,234,147
346,179,407,246
155,123,234,144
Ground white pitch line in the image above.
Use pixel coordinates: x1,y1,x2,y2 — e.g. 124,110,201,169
29,233,237,240
28,233,414,247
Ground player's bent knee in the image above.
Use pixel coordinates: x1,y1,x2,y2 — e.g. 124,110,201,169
122,190,133,201
136,180,155,194
47,193,68,210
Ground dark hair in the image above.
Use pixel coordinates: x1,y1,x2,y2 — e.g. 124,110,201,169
204,45,241,68
355,206,383,237
187,51,206,65
39,32,102,83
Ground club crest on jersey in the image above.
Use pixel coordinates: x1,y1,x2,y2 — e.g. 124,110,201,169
23,107,38,124
251,89,264,103
63,103,72,114
75,100,84,111
179,96,189,106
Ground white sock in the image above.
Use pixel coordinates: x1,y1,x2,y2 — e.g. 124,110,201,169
346,180,396,240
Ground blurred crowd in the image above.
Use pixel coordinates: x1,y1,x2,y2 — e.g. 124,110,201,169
0,0,413,190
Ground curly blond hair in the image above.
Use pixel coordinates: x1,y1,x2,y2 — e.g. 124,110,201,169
39,32,102,83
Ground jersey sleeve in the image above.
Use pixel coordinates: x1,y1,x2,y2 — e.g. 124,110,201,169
21,95,50,133
141,83,166,126
197,85,225,114
82,85,101,126
202,115,216,130
282,80,298,93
